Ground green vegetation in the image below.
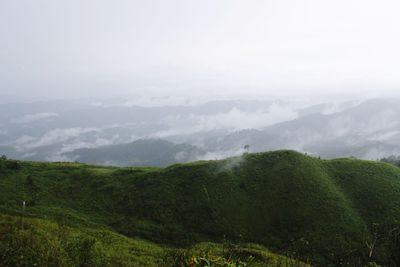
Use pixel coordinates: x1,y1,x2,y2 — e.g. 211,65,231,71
0,213,163,267
0,214,306,267
1,151,400,266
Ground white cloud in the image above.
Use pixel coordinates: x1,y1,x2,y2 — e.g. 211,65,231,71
198,148,245,161
11,112,59,124
368,131,400,142
198,105,296,131
15,135,36,148
153,103,298,138
24,127,100,149
59,136,119,154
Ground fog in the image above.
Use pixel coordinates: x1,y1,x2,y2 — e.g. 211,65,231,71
2,1,400,165
2,0,400,100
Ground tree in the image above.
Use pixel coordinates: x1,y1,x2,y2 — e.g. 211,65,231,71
0,155,6,170
25,175,40,206
5,160,21,170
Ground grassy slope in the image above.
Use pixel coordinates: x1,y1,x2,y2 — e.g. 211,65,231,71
1,150,400,265
0,213,163,267
0,213,307,267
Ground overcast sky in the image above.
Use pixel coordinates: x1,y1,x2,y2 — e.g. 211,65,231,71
1,0,400,100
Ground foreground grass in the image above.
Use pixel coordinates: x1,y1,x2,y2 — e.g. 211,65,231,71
0,213,163,267
0,214,309,267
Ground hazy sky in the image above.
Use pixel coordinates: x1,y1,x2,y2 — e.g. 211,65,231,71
1,0,400,99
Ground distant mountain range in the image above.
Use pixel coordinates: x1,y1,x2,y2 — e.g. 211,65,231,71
2,98,400,165
208,99,400,159
66,139,205,166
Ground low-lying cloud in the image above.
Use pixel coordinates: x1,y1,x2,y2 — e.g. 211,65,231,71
11,112,59,124
153,103,298,138
197,104,298,131
17,127,100,150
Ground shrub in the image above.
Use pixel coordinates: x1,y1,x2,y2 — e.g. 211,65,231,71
5,160,21,170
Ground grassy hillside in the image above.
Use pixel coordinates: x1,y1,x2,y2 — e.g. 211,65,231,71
1,151,400,266
0,214,307,267
0,213,163,267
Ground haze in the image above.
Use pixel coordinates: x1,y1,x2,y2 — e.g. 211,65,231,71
2,1,400,165
1,0,400,99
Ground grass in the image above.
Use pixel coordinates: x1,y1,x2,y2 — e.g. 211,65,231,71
0,213,308,267
0,213,163,267
1,150,399,266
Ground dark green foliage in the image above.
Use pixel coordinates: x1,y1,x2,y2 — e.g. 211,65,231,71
387,225,400,266
0,155,5,171
5,160,21,170
0,150,399,266
24,175,40,207
0,156,21,171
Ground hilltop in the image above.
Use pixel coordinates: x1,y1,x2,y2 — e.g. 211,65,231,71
1,150,400,266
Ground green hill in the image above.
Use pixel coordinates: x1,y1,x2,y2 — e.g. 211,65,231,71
1,151,400,266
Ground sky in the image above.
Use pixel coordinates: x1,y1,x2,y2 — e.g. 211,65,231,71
1,0,400,100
